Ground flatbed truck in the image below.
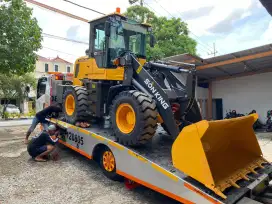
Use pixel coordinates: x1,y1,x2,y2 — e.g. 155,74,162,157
49,118,272,204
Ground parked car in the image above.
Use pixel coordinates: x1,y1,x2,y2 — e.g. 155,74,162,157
5,104,20,114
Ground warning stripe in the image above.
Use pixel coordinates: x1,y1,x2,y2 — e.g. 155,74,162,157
151,163,179,182
109,141,125,150
128,150,147,163
59,139,92,159
116,170,194,204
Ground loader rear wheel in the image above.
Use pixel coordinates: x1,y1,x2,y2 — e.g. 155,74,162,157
63,86,89,124
110,90,158,146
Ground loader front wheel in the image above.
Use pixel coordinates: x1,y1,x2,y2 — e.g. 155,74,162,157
63,86,89,124
110,91,158,146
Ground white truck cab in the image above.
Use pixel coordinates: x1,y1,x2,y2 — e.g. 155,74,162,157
36,72,73,112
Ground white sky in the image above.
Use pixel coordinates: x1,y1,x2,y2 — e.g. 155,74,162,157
26,0,272,63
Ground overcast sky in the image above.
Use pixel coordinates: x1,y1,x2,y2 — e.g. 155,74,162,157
26,0,272,63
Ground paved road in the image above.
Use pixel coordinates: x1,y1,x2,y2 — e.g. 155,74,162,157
0,126,179,204
0,119,32,127
1,125,272,204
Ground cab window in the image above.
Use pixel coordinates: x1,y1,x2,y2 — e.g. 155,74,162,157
94,23,106,68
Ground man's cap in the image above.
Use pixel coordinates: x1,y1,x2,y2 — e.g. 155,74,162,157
48,124,57,131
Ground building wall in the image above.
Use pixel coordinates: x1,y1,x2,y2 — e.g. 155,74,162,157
196,86,208,99
35,60,73,79
212,72,272,123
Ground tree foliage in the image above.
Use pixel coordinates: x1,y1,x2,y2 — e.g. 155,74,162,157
126,5,157,24
0,73,36,106
124,5,197,60
0,0,42,75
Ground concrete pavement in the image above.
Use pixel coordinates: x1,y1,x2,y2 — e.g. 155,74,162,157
1,124,272,204
0,126,178,204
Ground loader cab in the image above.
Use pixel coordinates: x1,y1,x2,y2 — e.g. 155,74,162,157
88,12,153,69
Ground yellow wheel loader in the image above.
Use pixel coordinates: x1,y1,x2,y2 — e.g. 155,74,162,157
55,10,271,199
56,11,201,145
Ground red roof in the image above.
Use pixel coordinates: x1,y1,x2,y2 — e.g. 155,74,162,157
37,55,72,64
51,56,73,65
37,55,49,62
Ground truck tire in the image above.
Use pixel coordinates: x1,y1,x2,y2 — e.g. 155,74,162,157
110,90,158,146
63,86,89,124
99,146,123,181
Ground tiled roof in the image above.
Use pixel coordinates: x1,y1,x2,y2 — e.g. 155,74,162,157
51,56,73,65
37,55,50,62
37,55,72,64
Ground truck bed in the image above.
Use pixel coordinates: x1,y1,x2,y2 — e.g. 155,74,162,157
53,118,272,204
85,126,186,177
75,124,272,203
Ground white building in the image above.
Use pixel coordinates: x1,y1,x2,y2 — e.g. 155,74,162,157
35,55,73,78
21,55,74,114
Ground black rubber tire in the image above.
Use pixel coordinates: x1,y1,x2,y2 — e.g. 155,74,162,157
110,90,158,146
99,146,123,181
63,86,89,124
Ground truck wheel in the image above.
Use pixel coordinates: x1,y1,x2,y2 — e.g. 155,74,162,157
63,86,89,124
110,90,158,146
99,147,123,181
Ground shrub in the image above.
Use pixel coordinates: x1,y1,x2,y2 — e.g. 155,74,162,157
3,112,10,119
0,104,3,115
29,110,36,117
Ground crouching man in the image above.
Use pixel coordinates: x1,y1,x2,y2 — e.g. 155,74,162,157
27,124,59,162
25,104,62,144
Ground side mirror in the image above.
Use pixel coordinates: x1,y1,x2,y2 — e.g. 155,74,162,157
150,34,155,48
105,21,111,37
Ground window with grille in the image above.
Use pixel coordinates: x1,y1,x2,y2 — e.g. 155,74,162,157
54,64,58,72
45,63,49,72
67,66,71,73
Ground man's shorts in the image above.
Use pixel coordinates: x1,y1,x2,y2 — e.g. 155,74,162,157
28,145,47,158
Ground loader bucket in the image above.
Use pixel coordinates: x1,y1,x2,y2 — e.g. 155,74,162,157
172,114,268,199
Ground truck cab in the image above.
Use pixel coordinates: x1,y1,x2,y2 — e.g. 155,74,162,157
36,72,73,112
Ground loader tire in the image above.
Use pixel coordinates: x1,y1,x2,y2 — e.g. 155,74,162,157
110,90,158,146
63,86,89,124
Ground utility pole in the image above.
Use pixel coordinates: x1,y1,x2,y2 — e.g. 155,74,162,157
207,43,218,57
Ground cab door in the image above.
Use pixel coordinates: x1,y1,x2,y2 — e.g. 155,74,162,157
36,76,50,112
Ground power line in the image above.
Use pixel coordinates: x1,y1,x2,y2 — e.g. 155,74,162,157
43,46,80,57
143,1,158,13
149,0,217,54
152,0,172,17
62,0,106,15
24,0,89,22
169,7,215,52
198,45,211,54
27,0,217,56
42,33,89,45
144,1,214,53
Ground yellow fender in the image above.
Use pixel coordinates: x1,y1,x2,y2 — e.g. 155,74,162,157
172,114,268,199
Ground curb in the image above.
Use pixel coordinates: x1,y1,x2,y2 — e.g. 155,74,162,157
0,117,34,121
